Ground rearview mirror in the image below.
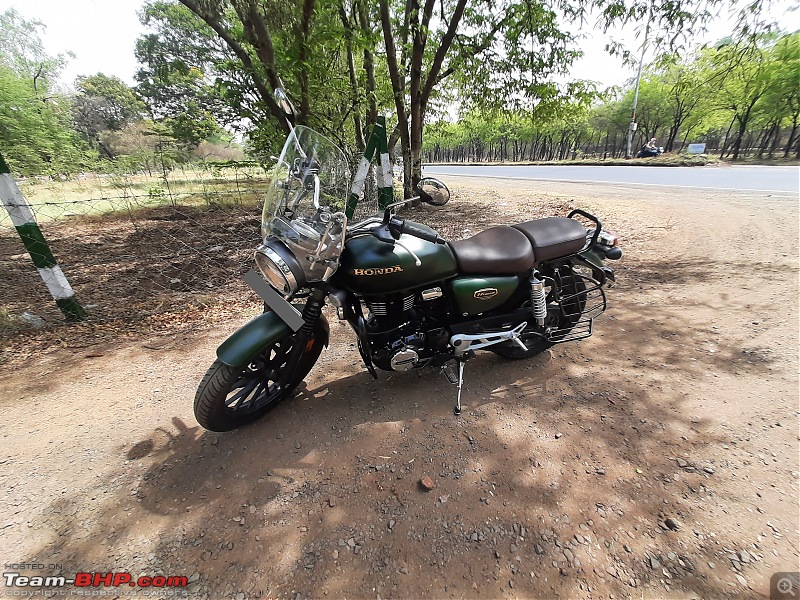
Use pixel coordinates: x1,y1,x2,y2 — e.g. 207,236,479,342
416,177,450,206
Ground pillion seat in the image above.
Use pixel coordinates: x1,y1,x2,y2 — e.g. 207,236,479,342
448,226,535,274
512,217,587,263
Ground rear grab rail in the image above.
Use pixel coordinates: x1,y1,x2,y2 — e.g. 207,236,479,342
568,209,602,251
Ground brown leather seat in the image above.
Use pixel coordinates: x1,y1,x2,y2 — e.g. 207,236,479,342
448,226,535,274
512,217,587,262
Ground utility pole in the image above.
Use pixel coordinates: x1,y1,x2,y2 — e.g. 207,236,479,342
626,3,653,159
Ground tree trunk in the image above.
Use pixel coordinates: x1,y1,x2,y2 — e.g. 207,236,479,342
296,0,316,124
180,0,288,132
378,0,412,198
338,2,364,149
758,122,778,159
720,115,737,158
767,123,781,158
356,0,378,126
731,117,748,160
731,96,761,161
784,114,799,158
410,0,467,193
680,125,695,150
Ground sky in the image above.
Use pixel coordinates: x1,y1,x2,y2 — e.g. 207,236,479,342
1,0,144,87
1,0,798,91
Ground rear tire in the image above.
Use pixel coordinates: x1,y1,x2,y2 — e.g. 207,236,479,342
491,336,553,360
194,318,327,431
491,268,586,360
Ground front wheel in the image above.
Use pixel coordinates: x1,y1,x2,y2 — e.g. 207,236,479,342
194,318,327,432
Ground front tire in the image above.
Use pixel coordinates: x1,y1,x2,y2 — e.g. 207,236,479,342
194,319,327,432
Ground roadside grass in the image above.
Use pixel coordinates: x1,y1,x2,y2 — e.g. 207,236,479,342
718,155,800,166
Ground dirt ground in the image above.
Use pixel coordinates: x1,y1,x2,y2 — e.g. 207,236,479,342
1,176,798,600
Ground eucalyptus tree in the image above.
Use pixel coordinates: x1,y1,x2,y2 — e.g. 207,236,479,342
757,33,800,157
135,0,778,188
698,37,773,159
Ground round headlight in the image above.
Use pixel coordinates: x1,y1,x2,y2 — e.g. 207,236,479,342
254,239,305,296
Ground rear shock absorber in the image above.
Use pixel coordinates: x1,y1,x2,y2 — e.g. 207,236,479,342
530,272,547,327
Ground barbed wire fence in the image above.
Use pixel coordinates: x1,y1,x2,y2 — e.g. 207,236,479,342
0,159,388,348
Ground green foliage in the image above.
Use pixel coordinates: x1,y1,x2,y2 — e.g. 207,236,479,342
73,74,146,131
135,2,232,120
0,10,88,175
133,0,362,159
72,73,147,157
455,1,585,113
1,0,793,178
162,100,220,148
424,31,800,163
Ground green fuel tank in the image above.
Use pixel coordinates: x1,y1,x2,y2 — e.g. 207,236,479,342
337,221,458,295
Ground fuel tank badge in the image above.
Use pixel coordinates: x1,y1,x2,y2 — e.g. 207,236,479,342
353,265,404,275
474,288,499,300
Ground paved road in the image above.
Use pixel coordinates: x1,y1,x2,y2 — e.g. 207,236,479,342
423,164,799,194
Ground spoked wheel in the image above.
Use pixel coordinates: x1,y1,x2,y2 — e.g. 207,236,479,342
491,267,587,360
194,319,327,432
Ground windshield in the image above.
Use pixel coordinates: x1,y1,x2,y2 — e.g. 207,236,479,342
262,125,351,283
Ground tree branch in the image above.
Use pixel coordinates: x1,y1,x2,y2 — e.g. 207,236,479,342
379,0,409,141
230,0,280,91
177,0,287,130
357,0,378,125
420,0,467,111
297,0,317,123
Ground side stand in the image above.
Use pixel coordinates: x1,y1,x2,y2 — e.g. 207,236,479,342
442,352,473,416
454,358,466,415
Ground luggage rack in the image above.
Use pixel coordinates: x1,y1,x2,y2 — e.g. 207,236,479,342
546,271,606,343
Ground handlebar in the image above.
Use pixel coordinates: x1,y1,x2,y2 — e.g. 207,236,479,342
368,217,446,246
389,217,446,244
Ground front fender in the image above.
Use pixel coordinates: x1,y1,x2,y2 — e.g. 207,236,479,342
216,312,292,368
216,309,331,368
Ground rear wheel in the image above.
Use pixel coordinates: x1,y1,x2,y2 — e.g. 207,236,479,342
491,268,586,359
194,318,327,431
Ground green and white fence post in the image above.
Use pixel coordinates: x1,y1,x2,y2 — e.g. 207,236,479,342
346,118,395,219
0,153,86,322
375,116,394,211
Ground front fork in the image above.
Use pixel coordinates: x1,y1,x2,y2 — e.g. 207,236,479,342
276,287,327,390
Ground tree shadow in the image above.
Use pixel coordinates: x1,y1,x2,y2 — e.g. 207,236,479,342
6,187,795,598
12,272,782,598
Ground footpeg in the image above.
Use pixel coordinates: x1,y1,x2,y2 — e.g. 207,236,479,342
441,364,458,385
450,322,527,357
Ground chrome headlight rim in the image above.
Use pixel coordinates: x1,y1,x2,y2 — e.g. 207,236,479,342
254,239,305,296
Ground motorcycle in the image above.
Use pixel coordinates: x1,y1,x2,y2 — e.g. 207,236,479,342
637,145,664,158
194,96,623,432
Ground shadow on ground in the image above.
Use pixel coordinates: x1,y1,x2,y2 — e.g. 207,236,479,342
16,263,778,599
